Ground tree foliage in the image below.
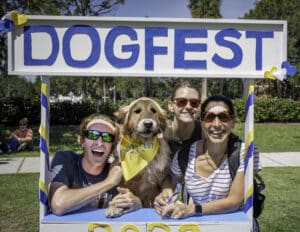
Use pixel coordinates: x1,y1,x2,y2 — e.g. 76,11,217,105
188,0,221,18
53,0,124,16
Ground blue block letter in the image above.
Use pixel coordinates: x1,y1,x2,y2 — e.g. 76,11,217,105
174,29,207,69
246,31,274,70
145,27,168,70
24,26,59,66
212,28,242,68
63,25,100,68
105,26,139,68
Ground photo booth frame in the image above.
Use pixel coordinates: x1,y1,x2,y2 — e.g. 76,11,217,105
6,15,287,232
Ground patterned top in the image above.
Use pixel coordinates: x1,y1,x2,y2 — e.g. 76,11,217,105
172,141,260,204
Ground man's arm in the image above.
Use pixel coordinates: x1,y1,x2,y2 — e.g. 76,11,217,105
49,165,122,215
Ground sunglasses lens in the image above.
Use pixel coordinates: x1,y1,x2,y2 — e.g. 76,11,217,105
85,130,114,143
190,99,200,108
203,112,231,123
86,130,100,140
174,98,200,108
218,113,231,122
203,112,216,122
101,132,114,143
175,98,188,107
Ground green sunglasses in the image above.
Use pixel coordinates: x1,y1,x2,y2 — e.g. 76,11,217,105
84,130,115,143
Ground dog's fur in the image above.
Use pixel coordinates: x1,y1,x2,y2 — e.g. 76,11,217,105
106,97,171,217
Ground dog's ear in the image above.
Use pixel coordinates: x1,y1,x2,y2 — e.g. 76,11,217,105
157,107,168,133
114,105,130,124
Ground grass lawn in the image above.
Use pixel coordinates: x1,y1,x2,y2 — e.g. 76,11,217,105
0,168,299,232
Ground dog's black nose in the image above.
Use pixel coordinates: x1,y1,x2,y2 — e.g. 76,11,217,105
143,120,153,129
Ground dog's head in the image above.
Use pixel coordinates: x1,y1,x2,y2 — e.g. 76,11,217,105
115,97,167,140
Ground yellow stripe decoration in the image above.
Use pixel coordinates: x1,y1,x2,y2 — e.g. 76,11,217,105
245,184,254,200
39,124,46,139
39,178,47,194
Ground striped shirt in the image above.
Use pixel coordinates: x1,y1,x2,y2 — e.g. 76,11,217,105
171,141,260,204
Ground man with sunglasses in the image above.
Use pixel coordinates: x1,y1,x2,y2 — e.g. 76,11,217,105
48,114,124,215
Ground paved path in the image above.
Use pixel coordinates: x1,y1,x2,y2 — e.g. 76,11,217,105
0,152,299,174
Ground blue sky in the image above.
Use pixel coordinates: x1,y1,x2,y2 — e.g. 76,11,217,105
114,0,257,19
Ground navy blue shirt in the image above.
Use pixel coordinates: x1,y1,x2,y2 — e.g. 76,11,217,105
50,151,117,208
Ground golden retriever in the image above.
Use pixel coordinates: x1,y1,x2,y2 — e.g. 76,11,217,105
106,97,171,217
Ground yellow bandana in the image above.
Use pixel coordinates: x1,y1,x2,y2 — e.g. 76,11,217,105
120,134,159,181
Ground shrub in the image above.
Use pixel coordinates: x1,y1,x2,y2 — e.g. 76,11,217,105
0,97,299,126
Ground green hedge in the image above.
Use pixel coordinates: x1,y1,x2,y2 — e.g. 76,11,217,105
0,97,299,126
233,98,300,122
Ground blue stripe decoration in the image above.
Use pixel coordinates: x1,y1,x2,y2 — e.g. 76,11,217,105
244,141,254,174
244,92,254,121
40,137,50,169
244,192,254,213
39,189,49,208
41,93,50,122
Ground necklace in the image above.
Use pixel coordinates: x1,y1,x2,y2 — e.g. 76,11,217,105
205,154,217,170
205,153,226,171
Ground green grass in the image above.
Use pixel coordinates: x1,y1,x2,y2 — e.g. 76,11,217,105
0,173,39,232
1,123,300,158
233,123,300,152
257,167,300,232
0,168,299,232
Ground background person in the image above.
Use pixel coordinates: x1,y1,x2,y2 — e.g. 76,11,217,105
164,81,202,158
48,113,122,215
0,117,33,153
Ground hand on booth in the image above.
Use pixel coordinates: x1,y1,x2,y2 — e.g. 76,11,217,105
106,187,142,217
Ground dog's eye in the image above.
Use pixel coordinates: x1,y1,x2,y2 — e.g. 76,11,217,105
134,109,141,114
151,108,157,113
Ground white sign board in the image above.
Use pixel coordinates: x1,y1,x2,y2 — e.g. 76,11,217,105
8,16,287,78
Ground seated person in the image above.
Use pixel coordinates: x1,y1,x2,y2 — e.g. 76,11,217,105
48,113,123,215
155,95,260,224
0,118,33,153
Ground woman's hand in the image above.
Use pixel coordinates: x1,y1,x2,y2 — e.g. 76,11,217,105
154,188,173,215
109,187,142,214
161,203,195,219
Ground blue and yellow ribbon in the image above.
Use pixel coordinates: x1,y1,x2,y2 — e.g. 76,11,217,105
244,81,254,226
39,82,50,211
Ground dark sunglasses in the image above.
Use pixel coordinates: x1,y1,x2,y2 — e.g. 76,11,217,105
173,98,200,108
203,111,232,123
84,130,115,143
19,123,27,126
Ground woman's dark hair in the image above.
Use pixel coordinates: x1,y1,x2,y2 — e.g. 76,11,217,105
170,81,200,100
200,95,235,120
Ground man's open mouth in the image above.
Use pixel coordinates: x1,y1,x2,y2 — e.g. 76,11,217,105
92,150,104,157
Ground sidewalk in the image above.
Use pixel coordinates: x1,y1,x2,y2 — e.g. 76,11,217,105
0,152,300,174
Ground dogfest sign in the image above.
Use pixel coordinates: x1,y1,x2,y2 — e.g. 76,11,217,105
8,15,286,78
